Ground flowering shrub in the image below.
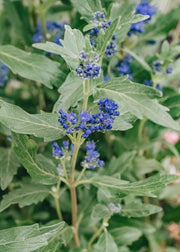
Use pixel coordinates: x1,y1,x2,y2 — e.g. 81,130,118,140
0,0,180,251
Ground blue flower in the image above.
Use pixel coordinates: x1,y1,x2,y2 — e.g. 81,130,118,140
156,83,163,92
58,99,120,138
109,203,121,213
128,1,156,36
166,66,173,74
81,141,104,169
0,62,9,87
116,55,133,80
76,51,101,80
52,142,64,158
152,60,161,72
52,141,74,158
144,80,153,87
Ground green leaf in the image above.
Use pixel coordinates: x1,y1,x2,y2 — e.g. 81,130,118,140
12,133,59,185
91,204,111,221
71,0,102,20
133,156,164,177
97,18,120,57
123,47,152,72
0,100,65,142
121,202,162,218
112,112,137,131
0,184,50,213
107,151,136,175
94,78,180,131
110,227,142,246
163,94,180,120
0,45,63,89
53,72,83,112
0,148,20,190
89,174,180,197
160,184,180,200
94,229,118,252
0,222,64,252
33,25,85,69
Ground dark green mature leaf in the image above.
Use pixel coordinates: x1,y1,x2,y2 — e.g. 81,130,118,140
0,184,50,213
0,45,63,88
94,229,118,252
0,148,20,190
121,202,162,218
94,78,180,131
53,72,83,112
110,227,142,246
34,25,85,69
12,133,59,185
0,222,64,252
163,94,180,120
0,100,65,142
89,174,180,197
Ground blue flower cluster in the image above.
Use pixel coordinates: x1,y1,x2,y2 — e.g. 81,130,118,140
58,98,120,139
152,61,173,75
105,33,118,58
144,80,163,92
76,51,101,79
90,12,117,58
116,55,133,81
128,1,156,36
109,203,122,213
0,62,9,87
52,141,74,158
81,141,104,169
32,20,65,45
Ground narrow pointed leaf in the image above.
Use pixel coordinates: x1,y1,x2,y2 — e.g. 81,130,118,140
0,45,63,88
94,78,180,131
0,184,50,213
12,133,59,185
0,100,65,142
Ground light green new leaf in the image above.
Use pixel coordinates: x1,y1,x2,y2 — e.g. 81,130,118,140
0,148,20,190
34,25,85,69
110,227,142,246
94,229,118,252
0,184,50,213
121,202,162,218
12,133,59,185
112,112,137,131
89,174,180,197
0,100,65,142
0,45,63,88
94,78,180,131
0,222,64,252
91,204,111,221
53,72,83,112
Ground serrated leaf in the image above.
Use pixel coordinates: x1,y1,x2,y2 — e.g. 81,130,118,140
0,222,64,252
94,229,118,252
0,148,20,190
0,45,63,89
121,202,162,218
53,72,83,112
0,184,50,213
94,78,180,131
110,227,142,246
12,133,59,185
89,174,180,197
34,25,85,69
0,100,65,142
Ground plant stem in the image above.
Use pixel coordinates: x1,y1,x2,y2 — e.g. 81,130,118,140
87,218,109,250
70,142,81,247
82,80,89,111
54,179,62,221
39,12,47,40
